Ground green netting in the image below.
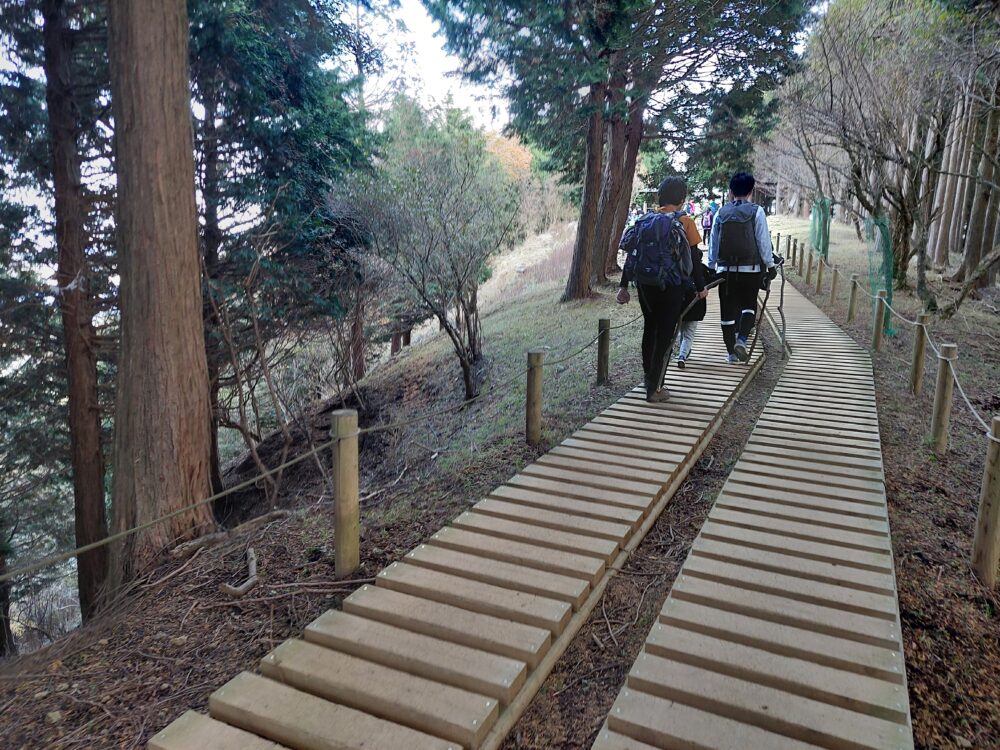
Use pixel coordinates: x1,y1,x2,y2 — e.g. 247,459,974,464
868,215,896,337
863,217,875,242
810,196,832,259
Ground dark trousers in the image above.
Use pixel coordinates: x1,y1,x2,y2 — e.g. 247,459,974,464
637,283,683,393
718,272,761,353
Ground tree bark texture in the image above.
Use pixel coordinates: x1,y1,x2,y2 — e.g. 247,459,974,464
605,98,644,276
107,0,215,593
42,0,109,620
0,553,15,656
562,82,606,301
592,78,626,285
949,100,980,266
932,97,965,267
960,92,999,285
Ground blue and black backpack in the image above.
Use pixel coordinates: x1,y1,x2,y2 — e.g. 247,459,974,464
621,211,694,289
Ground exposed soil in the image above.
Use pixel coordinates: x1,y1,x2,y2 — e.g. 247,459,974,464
501,329,785,749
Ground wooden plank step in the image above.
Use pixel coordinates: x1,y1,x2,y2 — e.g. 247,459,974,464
305,610,526,704
523,458,665,496
627,655,912,749
713,497,890,536
682,557,897,618
730,458,886,492
672,573,900,648
697,520,893,571
659,599,904,683
487,485,642,527
261,639,498,747
342,586,551,669
149,711,286,750
727,471,887,505
739,450,884,483
574,424,695,454
506,474,650,510
551,443,682,474
643,625,907,723
534,453,669,487
208,673,455,750
709,507,891,549
427,527,606,584
605,689,816,750
692,538,896,595
590,727,659,750
404,544,589,609
719,487,887,521
472,497,632,541
450,510,619,561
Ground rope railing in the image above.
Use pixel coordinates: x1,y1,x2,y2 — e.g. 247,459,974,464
2,305,647,586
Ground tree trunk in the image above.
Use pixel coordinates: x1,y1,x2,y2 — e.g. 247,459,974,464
107,0,215,593
592,77,626,285
959,93,999,286
42,0,109,621
605,98,644,275
949,100,981,271
933,97,967,267
0,552,15,656
350,297,366,379
891,206,913,289
562,82,606,302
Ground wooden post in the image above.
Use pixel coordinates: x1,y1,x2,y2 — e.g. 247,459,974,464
796,241,804,275
402,329,412,347
829,265,839,304
597,318,610,385
805,252,814,285
785,235,792,264
930,343,958,453
972,417,1000,587
390,332,402,355
848,274,860,322
910,313,930,395
331,409,359,578
872,290,887,351
775,232,781,256
526,351,543,445
814,257,824,294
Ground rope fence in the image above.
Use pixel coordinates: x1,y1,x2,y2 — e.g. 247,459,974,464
1,305,646,587
782,230,1000,587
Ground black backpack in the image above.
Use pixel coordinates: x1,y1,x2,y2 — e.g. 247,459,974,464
621,211,693,289
716,201,761,266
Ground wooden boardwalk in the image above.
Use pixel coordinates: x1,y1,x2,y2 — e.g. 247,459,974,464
593,285,914,750
149,313,764,750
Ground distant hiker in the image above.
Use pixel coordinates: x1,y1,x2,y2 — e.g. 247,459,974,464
616,176,699,402
708,171,776,363
701,208,713,243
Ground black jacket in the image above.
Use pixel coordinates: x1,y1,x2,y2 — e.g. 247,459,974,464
683,247,711,322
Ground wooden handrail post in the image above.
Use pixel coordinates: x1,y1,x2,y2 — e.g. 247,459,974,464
526,351,543,445
930,343,958,453
796,240,804,275
910,313,930,395
785,235,792,264
814,256,824,294
872,290,887,351
805,251,814,285
829,265,839,304
775,232,781,256
972,417,1000,587
847,274,860,322
597,318,610,384
331,409,359,578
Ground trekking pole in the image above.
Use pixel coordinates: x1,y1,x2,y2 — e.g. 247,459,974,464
778,261,788,358
746,256,783,363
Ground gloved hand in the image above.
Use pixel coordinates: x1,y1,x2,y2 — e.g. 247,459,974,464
766,266,778,281
616,287,630,305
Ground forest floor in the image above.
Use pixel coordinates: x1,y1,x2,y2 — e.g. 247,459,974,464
1,218,997,749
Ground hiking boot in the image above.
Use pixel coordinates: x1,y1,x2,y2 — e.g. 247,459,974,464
676,354,686,369
734,336,750,362
726,353,739,364
646,388,671,403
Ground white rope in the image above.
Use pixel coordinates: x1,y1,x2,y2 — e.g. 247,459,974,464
882,299,920,327
946,359,1000,443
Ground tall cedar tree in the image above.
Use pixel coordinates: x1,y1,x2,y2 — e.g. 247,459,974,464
106,0,215,593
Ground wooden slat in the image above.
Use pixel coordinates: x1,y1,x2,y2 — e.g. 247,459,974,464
304,610,527,703
342,586,550,669
403,544,589,609
149,711,285,750
208,673,455,750
487,484,643,527
261,639,498,747
450,510,619,560
472,497,633,541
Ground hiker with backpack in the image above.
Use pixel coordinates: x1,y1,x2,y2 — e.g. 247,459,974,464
708,171,777,363
701,208,714,244
674,245,713,369
615,177,701,403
